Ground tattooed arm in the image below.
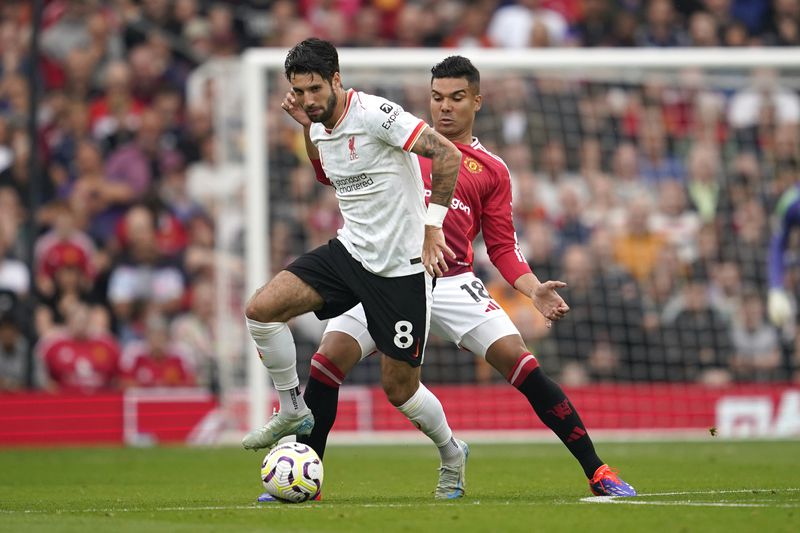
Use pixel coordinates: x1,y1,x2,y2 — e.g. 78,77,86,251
409,127,461,276
409,127,460,208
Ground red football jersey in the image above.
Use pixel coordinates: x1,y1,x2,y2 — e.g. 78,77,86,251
40,333,121,393
418,139,531,285
121,343,195,387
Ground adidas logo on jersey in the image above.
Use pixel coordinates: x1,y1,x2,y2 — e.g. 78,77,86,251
484,301,500,313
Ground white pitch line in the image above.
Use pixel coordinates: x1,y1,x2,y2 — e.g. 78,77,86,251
0,505,262,515
2,489,798,515
580,488,800,508
0,502,481,514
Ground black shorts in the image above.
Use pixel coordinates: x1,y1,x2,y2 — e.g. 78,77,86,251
285,239,432,366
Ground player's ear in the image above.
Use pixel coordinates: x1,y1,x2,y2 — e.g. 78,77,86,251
331,72,342,90
474,94,482,112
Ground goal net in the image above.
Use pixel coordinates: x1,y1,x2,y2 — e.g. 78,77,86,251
213,48,800,443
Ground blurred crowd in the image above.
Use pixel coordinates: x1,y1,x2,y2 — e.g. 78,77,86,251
0,0,799,396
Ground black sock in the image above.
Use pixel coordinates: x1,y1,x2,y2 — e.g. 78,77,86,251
515,367,603,478
296,353,344,460
296,376,338,459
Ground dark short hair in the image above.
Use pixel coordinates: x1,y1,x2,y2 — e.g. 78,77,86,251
284,38,340,83
431,55,480,92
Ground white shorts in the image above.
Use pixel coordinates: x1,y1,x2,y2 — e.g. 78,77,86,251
324,272,520,359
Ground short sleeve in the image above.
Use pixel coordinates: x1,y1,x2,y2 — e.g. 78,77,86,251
361,95,427,152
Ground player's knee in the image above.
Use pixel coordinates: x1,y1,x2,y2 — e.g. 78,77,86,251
486,351,517,378
244,298,270,323
485,336,529,377
318,333,362,376
317,349,356,378
381,376,416,406
245,286,285,322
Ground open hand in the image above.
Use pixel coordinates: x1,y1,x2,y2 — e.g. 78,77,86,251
422,226,456,277
531,280,570,326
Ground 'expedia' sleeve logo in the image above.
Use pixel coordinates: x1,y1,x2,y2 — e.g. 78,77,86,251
382,108,401,129
380,103,393,114
463,157,483,173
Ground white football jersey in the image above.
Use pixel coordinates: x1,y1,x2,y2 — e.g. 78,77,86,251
310,89,428,277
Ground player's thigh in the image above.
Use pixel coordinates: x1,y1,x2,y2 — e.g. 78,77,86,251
320,305,376,375
245,270,323,323
430,273,520,357
360,271,433,366
282,240,361,322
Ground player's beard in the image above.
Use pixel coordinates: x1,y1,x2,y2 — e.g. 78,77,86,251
308,91,338,124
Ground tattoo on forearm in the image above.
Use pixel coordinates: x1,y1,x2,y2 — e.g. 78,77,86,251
414,130,459,206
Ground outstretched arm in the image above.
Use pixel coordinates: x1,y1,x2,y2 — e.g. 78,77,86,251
478,163,567,324
409,128,461,276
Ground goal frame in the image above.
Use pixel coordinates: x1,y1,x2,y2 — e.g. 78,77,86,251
241,47,800,433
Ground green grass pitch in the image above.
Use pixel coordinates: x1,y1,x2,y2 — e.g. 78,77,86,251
1,440,798,533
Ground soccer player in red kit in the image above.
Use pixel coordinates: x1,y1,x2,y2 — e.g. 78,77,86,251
276,56,636,500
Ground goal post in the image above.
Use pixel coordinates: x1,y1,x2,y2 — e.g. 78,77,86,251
238,47,800,441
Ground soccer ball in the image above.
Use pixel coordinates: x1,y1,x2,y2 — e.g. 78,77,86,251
260,442,324,503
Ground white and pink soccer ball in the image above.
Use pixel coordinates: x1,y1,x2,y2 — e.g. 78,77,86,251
260,442,324,503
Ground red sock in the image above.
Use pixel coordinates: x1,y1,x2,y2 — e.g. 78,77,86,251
506,352,540,387
309,352,345,388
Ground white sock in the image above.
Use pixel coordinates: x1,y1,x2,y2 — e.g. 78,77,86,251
277,387,306,416
395,383,461,465
246,318,307,414
437,437,463,465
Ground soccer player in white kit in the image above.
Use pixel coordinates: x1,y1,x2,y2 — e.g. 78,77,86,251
281,56,636,499
242,39,463,453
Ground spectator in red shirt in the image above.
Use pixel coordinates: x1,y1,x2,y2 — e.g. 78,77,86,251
33,226,109,338
121,311,195,388
34,201,96,293
36,300,120,394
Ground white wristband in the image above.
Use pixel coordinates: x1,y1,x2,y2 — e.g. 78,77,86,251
424,202,449,228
